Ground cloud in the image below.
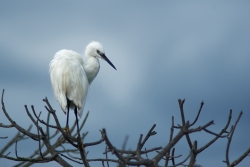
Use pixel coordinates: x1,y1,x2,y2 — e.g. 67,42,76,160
1,1,250,166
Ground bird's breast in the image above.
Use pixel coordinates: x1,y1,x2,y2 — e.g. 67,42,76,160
84,58,100,84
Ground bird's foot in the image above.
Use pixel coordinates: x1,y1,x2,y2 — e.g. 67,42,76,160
62,126,71,135
60,126,72,143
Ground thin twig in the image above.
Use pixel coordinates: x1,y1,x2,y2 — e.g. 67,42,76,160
178,99,193,149
1,90,40,141
59,153,83,164
105,146,110,167
225,111,243,166
171,148,175,165
189,101,204,127
36,112,44,160
197,110,232,154
121,135,129,156
136,134,143,160
165,116,175,166
141,124,157,147
15,135,20,158
0,123,14,128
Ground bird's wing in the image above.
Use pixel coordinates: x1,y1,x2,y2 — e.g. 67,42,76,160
49,50,89,117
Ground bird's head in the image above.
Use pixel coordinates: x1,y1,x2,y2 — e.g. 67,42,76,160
85,41,116,70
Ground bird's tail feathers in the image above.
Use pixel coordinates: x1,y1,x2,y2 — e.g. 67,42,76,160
78,107,84,118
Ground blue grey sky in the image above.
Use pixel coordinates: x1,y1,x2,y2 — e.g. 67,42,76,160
1,1,250,167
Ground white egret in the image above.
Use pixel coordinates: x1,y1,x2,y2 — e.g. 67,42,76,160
49,41,116,132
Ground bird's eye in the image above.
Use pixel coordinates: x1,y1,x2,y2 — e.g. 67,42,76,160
97,50,100,54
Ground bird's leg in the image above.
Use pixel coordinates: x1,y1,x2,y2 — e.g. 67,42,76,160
66,98,70,129
74,106,80,134
74,106,85,150
62,98,71,135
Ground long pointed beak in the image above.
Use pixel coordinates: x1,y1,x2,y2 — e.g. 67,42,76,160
100,53,117,70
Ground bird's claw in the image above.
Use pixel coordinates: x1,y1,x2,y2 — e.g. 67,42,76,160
62,126,72,136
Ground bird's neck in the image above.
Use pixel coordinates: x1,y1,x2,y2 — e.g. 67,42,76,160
84,56,100,84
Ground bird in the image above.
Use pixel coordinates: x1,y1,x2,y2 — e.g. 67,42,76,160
49,41,116,133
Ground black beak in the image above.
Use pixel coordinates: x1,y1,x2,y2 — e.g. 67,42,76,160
100,53,117,70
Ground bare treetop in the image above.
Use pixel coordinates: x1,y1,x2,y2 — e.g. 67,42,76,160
1,89,249,167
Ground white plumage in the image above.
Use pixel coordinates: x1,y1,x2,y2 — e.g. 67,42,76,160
49,41,116,126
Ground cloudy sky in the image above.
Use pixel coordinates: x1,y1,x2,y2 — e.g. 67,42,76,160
1,1,250,167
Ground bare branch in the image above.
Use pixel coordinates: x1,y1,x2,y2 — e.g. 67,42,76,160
178,99,193,149
0,136,8,139
189,101,204,127
141,124,157,147
43,97,78,147
103,129,154,166
188,140,197,167
59,153,83,164
229,147,250,167
168,150,192,167
165,116,175,167
116,147,162,155
121,135,129,157
105,146,110,167
0,123,14,128
136,134,143,161
0,125,32,155
225,111,243,166
171,148,176,165
154,121,190,164
2,89,249,167
84,137,104,148
197,110,232,154
1,90,40,141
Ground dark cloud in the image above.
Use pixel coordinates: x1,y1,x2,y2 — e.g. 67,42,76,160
1,1,250,166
